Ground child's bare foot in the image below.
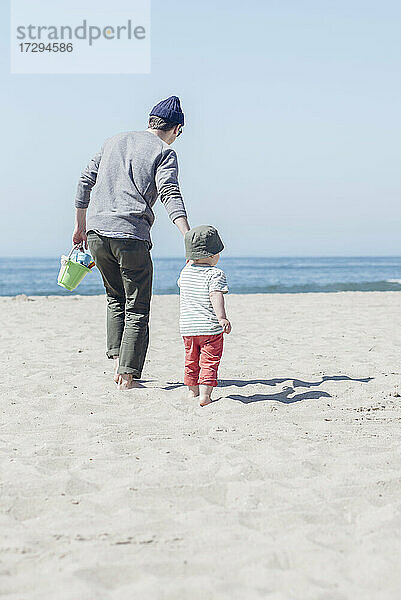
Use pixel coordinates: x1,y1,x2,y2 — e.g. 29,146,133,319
199,396,212,406
117,374,143,390
188,385,199,398
199,384,213,406
113,356,120,383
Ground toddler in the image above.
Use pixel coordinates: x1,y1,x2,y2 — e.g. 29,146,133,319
178,225,231,406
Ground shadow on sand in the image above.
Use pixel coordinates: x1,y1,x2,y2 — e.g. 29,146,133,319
163,375,373,405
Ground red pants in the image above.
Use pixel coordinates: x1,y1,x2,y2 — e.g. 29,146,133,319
183,333,224,387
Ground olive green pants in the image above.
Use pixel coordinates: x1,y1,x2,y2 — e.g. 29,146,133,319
87,232,153,378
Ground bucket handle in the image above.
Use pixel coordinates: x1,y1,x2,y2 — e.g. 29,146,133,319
67,244,83,260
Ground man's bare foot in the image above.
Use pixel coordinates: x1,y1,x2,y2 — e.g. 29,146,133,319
117,374,143,390
113,356,120,383
188,385,199,398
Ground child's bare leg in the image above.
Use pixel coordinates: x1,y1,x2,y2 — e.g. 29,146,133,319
199,384,213,406
188,385,199,398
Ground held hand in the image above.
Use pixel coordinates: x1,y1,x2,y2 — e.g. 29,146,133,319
72,227,87,250
219,318,232,334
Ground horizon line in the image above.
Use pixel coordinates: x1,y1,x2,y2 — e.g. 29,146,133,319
1,254,401,260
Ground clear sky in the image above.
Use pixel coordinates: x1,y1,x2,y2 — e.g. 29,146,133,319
1,0,400,257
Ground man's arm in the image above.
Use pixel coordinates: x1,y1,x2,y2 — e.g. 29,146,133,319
155,149,189,235
72,149,102,248
173,215,190,236
73,208,88,249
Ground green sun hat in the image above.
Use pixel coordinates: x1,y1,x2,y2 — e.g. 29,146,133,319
185,225,224,260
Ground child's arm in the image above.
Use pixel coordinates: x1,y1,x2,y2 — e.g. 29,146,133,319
210,291,232,334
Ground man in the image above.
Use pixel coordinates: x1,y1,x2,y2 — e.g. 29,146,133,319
72,96,190,389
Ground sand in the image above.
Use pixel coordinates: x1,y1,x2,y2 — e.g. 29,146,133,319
1,291,401,599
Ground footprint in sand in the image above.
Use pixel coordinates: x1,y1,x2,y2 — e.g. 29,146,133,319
64,477,100,496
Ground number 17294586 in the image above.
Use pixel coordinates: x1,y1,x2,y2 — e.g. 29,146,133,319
19,43,73,52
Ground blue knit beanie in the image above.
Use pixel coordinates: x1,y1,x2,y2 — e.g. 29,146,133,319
149,96,184,126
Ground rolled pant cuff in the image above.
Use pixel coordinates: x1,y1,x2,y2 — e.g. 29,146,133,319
117,366,141,378
107,348,121,359
199,380,218,387
184,378,200,386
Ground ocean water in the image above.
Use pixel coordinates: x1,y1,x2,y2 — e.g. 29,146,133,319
1,256,401,296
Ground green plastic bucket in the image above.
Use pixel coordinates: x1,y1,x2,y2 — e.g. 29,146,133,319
57,246,92,292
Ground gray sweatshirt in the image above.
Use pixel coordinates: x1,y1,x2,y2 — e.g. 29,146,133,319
75,130,187,244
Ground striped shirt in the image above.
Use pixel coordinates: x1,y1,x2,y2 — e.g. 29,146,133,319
177,264,229,336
